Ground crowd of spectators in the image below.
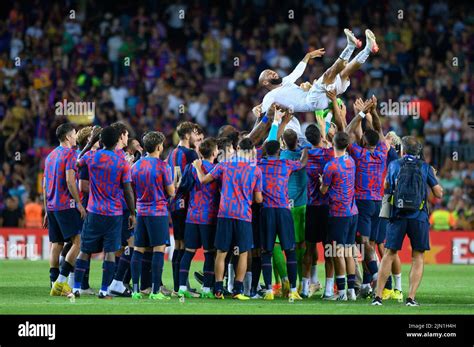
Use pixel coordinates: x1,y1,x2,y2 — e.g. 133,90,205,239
0,0,472,229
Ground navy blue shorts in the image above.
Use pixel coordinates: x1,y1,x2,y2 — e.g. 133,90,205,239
171,209,187,241
305,205,329,244
356,199,381,241
251,203,262,249
121,209,132,246
184,223,216,250
47,208,82,243
134,215,170,248
327,215,358,246
260,207,295,251
81,212,122,254
385,218,430,252
215,218,253,253
376,218,389,244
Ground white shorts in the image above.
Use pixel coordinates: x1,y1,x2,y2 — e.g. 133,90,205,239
306,74,351,110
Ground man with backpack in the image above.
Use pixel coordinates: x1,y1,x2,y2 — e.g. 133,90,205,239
372,136,443,307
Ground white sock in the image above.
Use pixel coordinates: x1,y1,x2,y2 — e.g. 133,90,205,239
266,288,273,295
202,287,210,293
179,285,187,292
302,277,310,295
361,283,371,290
354,45,371,64
325,277,334,296
339,42,356,61
291,287,297,293
348,288,355,297
68,272,75,289
57,274,67,283
311,266,318,284
372,272,378,282
244,272,252,295
394,273,402,291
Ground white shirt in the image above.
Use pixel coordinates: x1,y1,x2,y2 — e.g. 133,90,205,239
109,86,128,112
261,61,312,114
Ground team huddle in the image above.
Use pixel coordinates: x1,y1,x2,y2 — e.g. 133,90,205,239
44,28,443,306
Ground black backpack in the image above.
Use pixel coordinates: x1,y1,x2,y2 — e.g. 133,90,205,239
393,158,425,212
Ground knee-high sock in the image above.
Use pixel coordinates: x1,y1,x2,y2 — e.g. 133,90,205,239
152,251,164,294
384,275,393,289
203,252,215,289
339,41,356,61
251,255,261,291
131,251,143,293
140,251,152,290
179,250,195,288
101,261,115,292
49,267,59,285
172,249,184,292
273,244,287,279
296,248,305,282
114,248,133,281
285,249,297,289
73,259,89,291
81,259,91,290
261,252,273,289
123,267,131,286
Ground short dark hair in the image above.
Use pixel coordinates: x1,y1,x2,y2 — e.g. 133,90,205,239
305,124,321,146
199,138,217,159
402,136,422,156
216,137,233,152
264,140,280,156
143,132,165,153
333,131,350,150
177,121,196,139
194,124,204,136
283,129,298,150
111,122,129,137
56,123,75,142
100,126,120,148
363,129,380,147
238,137,254,151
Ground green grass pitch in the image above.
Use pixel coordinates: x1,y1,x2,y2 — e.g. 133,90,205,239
0,260,473,314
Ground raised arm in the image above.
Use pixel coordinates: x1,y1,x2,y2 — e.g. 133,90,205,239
369,95,385,141
346,98,372,144
78,126,101,161
192,159,214,184
283,48,325,84
326,90,345,132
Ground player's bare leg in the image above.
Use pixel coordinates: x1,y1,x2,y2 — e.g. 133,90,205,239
333,243,347,300
214,250,228,298
345,245,357,300
301,241,314,297
374,248,397,301
340,29,378,82
320,29,361,85
49,242,63,287
407,251,424,305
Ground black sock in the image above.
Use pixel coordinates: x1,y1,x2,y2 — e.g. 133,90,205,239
49,267,59,284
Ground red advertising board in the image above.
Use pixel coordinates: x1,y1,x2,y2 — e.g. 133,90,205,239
0,228,473,264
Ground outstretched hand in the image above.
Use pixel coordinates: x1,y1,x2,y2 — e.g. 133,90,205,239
308,48,325,59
